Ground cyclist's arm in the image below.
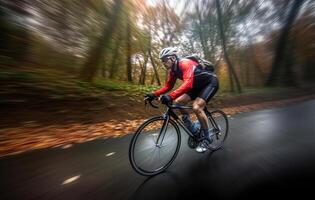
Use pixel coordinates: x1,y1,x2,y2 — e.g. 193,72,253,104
169,60,195,100
153,71,176,97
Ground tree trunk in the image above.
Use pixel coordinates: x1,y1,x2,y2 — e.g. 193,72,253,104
283,42,296,86
228,66,235,92
80,0,123,82
266,0,305,86
242,24,265,84
138,62,143,84
126,16,133,82
142,55,148,84
109,35,123,79
151,74,155,85
137,57,144,84
139,54,149,85
215,0,242,93
148,49,161,85
195,4,210,60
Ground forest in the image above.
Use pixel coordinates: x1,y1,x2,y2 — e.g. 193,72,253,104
1,0,314,93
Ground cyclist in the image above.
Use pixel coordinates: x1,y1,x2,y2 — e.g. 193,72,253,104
145,47,219,153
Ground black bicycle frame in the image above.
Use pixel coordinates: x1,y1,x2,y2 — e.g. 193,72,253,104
155,104,220,145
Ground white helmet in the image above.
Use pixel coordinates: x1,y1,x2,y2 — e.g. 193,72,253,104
159,47,178,59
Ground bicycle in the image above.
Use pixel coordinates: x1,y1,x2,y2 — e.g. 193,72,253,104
129,97,229,176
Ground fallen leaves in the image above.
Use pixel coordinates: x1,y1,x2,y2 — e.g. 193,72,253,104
0,119,146,157
0,95,314,157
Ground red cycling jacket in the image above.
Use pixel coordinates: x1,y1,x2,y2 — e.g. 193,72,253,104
153,58,198,100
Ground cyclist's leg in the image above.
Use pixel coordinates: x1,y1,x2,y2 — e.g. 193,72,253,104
192,98,208,130
175,94,199,133
174,94,191,115
202,76,219,103
193,77,219,145
192,97,209,153
192,76,218,128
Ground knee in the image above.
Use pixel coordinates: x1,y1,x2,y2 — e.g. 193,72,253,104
174,98,181,104
175,98,185,105
192,104,202,114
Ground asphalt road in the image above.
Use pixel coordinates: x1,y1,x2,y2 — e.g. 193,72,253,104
1,99,315,200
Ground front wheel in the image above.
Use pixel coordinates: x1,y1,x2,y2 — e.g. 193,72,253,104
206,110,229,151
129,116,181,176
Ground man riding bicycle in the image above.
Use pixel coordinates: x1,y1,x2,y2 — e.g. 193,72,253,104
145,47,219,153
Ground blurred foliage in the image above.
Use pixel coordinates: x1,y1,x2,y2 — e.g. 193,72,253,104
92,79,160,94
0,0,315,98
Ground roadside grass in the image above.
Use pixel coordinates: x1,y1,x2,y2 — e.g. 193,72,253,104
0,68,160,100
92,78,160,95
0,67,310,102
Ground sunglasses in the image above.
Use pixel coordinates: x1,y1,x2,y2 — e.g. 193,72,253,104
162,57,171,63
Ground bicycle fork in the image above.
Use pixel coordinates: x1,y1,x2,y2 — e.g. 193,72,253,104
155,114,170,148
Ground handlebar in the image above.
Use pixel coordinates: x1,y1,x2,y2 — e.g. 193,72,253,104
144,97,193,110
144,97,159,108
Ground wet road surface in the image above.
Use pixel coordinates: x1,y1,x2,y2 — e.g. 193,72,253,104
1,99,315,200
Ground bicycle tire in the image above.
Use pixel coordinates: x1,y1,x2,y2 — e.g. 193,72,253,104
206,109,229,151
129,116,181,176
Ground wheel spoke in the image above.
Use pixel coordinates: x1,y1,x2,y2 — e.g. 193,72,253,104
129,117,181,176
207,110,229,151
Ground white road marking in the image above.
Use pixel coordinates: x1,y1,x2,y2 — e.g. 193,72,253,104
62,175,81,185
106,152,116,157
61,144,73,149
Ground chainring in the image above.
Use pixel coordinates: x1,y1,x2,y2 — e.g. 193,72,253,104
187,136,199,149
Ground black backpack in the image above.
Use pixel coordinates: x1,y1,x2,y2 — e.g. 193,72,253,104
184,54,215,72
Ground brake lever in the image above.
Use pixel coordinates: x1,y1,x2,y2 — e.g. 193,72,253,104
144,97,159,109
149,99,159,108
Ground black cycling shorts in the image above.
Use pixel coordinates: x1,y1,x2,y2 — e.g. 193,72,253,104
186,74,219,102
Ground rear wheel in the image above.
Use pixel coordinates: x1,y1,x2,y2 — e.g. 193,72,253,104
129,116,181,176
206,110,229,151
